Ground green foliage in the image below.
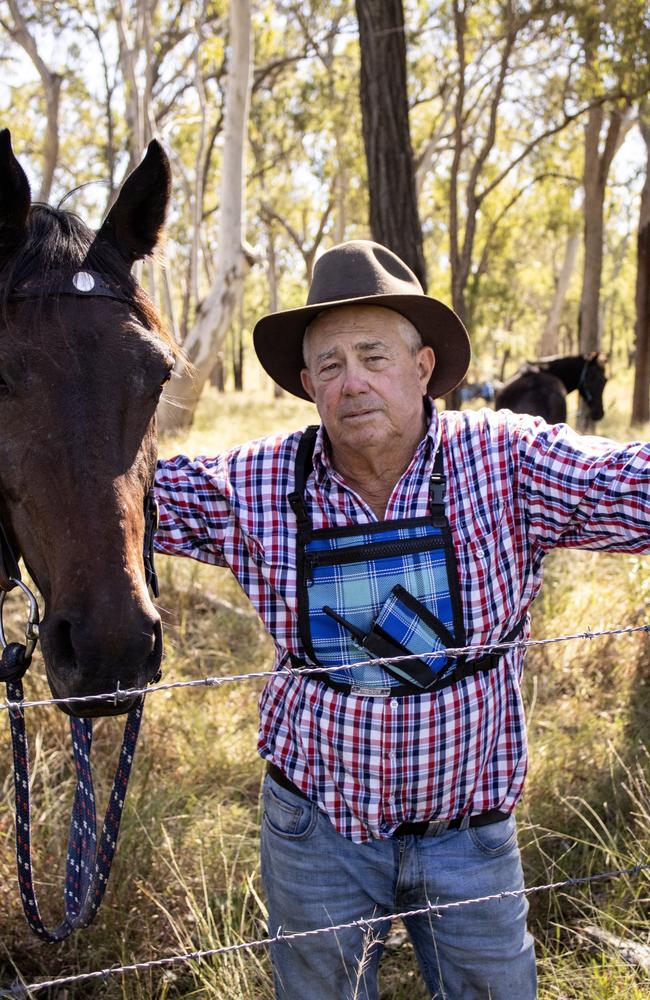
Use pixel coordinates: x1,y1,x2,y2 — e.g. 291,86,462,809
0,0,647,383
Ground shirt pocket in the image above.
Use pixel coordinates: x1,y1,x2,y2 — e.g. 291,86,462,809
456,498,506,562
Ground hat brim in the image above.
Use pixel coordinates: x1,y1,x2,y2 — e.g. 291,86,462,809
253,293,471,400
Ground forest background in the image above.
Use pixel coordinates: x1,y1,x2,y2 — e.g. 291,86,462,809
1,0,650,427
1,1,650,998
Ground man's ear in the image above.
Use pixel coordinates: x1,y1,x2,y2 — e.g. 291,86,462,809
417,346,435,391
300,367,316,401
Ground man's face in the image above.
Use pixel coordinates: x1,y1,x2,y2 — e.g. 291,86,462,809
300,305,435,457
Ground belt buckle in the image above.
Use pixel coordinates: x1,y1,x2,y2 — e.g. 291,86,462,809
424,820,450,837
423,813,470,837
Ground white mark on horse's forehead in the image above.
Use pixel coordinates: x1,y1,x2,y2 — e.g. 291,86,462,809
72,271,95,292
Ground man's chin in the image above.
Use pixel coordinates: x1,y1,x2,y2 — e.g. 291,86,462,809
338,420,387,449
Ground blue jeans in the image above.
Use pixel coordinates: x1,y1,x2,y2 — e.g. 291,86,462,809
260,775,536,1000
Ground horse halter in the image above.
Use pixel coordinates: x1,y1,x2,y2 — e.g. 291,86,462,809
0,268,162,943
0,266,161,667
576,359,595,407
10,267,136,305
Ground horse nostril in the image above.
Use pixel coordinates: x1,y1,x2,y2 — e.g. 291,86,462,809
51,618,76,665
43,610,161,678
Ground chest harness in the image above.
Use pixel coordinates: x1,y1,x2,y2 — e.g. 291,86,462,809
288,426,525,697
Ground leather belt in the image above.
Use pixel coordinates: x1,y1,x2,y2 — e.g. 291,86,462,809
266,763,510,838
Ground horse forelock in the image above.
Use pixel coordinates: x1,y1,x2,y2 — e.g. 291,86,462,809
0,203,176,353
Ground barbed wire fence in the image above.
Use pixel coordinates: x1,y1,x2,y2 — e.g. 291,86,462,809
5,862,650,996
1,620,649,995
2,622,649,713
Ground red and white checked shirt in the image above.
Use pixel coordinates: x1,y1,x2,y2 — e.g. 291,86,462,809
154,405,650,843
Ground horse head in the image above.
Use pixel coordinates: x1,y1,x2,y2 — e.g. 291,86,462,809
0,129,175,716
579,352,608,422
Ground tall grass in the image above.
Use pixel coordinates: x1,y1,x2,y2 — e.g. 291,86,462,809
1,373,649,997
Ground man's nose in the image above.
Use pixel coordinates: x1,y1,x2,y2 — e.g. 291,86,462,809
341,362,369,394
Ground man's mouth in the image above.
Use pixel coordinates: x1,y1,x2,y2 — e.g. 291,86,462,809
341,409,378,420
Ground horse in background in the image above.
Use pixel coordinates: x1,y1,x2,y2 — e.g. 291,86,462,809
0,129,174,716
494,352,608,424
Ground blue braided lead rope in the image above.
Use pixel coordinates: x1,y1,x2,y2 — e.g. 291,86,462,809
4,659,144,942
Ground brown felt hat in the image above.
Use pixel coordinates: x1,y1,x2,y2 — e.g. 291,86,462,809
253,239,471,400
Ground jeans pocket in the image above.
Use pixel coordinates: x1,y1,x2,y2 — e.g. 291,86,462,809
468,816,517,857
263,777,318,840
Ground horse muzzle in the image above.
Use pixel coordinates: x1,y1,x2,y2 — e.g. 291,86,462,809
40,609,163,717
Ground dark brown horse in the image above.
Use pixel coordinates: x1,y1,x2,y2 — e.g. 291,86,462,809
0,129,174,717
494,352,608,424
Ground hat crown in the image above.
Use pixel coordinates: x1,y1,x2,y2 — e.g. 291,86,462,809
306,240,423,307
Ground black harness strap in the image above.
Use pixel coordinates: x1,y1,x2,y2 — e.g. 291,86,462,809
0,519,21,591
287,425,319,544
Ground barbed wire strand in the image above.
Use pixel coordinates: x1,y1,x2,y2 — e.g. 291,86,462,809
6,862,649,995
2,622,649,713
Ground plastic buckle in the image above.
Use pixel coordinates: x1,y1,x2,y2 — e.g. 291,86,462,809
428,473,446,507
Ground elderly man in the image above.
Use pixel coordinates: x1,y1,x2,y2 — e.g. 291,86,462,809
154,240,650,1000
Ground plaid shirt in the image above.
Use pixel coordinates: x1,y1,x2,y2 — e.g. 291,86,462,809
155,405,650,843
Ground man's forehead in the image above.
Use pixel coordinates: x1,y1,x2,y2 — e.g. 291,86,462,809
309,303,401,333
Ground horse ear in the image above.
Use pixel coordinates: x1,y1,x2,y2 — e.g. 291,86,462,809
98,139,171,266
0,129,31,264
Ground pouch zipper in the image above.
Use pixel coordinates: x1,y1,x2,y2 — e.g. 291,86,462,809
305,535,445,581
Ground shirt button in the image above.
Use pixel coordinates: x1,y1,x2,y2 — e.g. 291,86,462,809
390,699,399,709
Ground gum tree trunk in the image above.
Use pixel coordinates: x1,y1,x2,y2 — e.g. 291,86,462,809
577,104,631,430
632,115,650,425
159,0,253,433
355,0,427,290
6,0,61,203
539,228,580,356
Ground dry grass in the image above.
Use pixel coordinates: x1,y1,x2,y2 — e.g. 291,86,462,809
1,371,649,998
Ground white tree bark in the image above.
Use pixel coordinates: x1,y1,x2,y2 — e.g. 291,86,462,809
578,104,633,356
6,0,61,203
159,0,253,432
115,0,155,171
538,227,579,356
632,113,650,424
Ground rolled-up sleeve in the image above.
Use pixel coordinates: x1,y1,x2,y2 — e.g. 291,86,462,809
510,417,650,553
154,454,232,566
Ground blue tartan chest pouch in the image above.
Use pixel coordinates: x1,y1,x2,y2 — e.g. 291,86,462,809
289,428,524,697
